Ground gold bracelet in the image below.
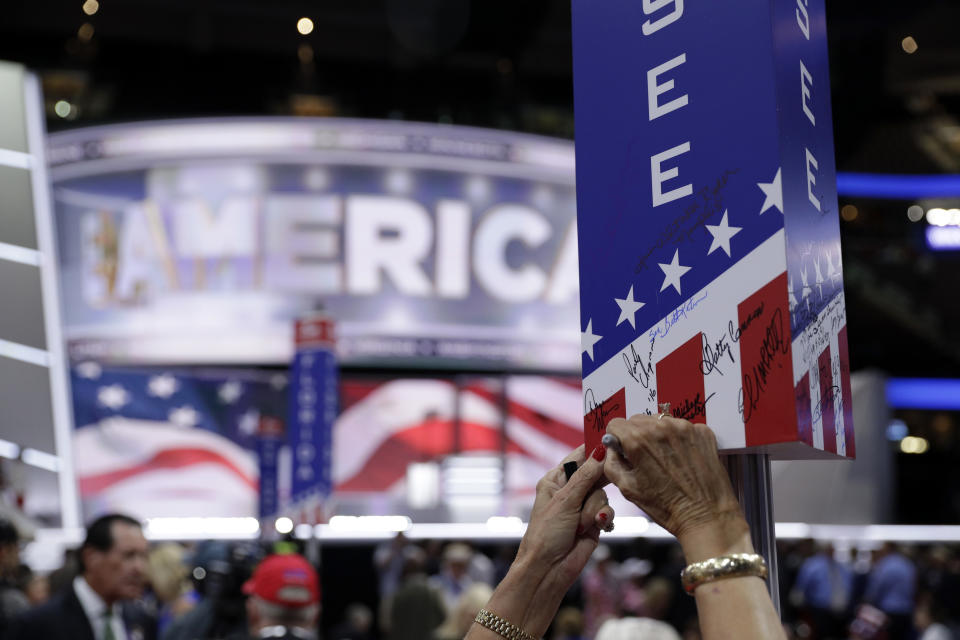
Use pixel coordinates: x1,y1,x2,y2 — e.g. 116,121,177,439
474,608,538,640
680,552,768,595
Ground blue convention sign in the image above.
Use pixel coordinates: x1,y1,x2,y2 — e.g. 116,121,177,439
289,317,338,507
572,0,852,457
257,433,281,519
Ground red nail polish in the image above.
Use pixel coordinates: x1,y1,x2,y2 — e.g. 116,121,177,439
598,512,608,522
592,445,606,461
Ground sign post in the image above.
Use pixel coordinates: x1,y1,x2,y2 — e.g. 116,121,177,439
572,0,854,609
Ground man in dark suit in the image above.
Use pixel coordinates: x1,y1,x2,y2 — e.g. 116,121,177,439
11,513,156,640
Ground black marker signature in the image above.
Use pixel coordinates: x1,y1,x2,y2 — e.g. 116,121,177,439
738,307,790,423
700,333,735,376
674,391,716,421
728,302,765,343
623,344,655,389
635,169,739,273
584,388,621,434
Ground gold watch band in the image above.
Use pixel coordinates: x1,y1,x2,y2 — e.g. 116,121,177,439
474,608,538,640
680,552,769,595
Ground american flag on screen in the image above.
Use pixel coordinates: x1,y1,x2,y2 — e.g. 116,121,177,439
70,364,285,519
579,193,854,460
71,364,589,519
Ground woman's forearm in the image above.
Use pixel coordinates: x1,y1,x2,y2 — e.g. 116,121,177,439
464,554,560,640
678,517,787,640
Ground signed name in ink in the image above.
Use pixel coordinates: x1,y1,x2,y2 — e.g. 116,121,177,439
700,332,735,376
738,307,790,422
584,388,621,435
623,343,655,389
674,391,716,421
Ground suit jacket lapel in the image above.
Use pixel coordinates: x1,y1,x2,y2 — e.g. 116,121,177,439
63,585,97,640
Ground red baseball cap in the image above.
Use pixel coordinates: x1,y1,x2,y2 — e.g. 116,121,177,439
243,554,320,607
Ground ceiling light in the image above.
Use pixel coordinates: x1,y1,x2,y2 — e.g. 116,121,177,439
297,17,314,35
907,205,924,222
78,22,94,42
901,36,918,54
840,204,858,222
82,0,99,15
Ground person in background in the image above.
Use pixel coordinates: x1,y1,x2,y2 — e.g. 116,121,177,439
595,617,681,640
551,606,586,640
430,542,477,612
914,596,954,640
790,542,853,640
241,553,320,640
11,513,155,640
434,582,494,640
863,542,917,640
581,544,621,636
23,569,50,606
382,545,447,640
329,602,374,640
147,542,195,635
0,518,28,635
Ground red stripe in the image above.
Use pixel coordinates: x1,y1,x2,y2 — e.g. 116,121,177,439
837,326,855,458
78,448,256,495
336,420,536,492
583,388,625,453
738,272,796,446
794,373,813,447
818,346,837,454
656,333,707,422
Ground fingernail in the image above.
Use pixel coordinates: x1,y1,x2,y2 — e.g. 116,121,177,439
592,445,606,461
598,512,608,523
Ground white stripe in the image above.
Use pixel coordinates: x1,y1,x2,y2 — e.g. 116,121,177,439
0,148,32,169
809,355,823,449
830,327,845,455
0,241,41,266
0,338,50,367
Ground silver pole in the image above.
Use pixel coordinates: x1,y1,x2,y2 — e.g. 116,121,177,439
722,453,780,616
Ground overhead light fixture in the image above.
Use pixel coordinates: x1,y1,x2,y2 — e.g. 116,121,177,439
82,0,99,15
907,205,924,222
297,17,314,35
274,517,294,534
901,36,918,54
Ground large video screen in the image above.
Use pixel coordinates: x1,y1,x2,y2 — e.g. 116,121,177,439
48,119,580,372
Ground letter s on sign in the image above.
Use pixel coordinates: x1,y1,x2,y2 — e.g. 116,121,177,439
642,0,683,36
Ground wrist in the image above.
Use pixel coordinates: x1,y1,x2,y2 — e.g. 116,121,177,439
676,511,753,563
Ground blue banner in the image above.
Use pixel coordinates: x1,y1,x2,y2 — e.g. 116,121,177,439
288,318,338,509
257,433,281,519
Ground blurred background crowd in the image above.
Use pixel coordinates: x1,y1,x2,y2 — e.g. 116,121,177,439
3,517,959,640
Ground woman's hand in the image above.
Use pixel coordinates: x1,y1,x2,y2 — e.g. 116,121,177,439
518,445,615,590
467,446,614,640
603,414,747,553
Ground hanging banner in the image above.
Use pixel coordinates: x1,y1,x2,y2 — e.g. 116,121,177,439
256,416,284,520
572,0,853,458
288,315,337,517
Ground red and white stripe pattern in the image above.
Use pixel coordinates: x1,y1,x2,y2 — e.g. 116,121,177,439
332,377,583,494
582,230,852,458
74,417,258,518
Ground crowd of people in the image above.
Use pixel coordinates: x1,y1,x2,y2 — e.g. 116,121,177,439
0,414,954,639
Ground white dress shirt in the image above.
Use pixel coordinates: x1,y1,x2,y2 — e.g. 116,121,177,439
73,576,128,640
